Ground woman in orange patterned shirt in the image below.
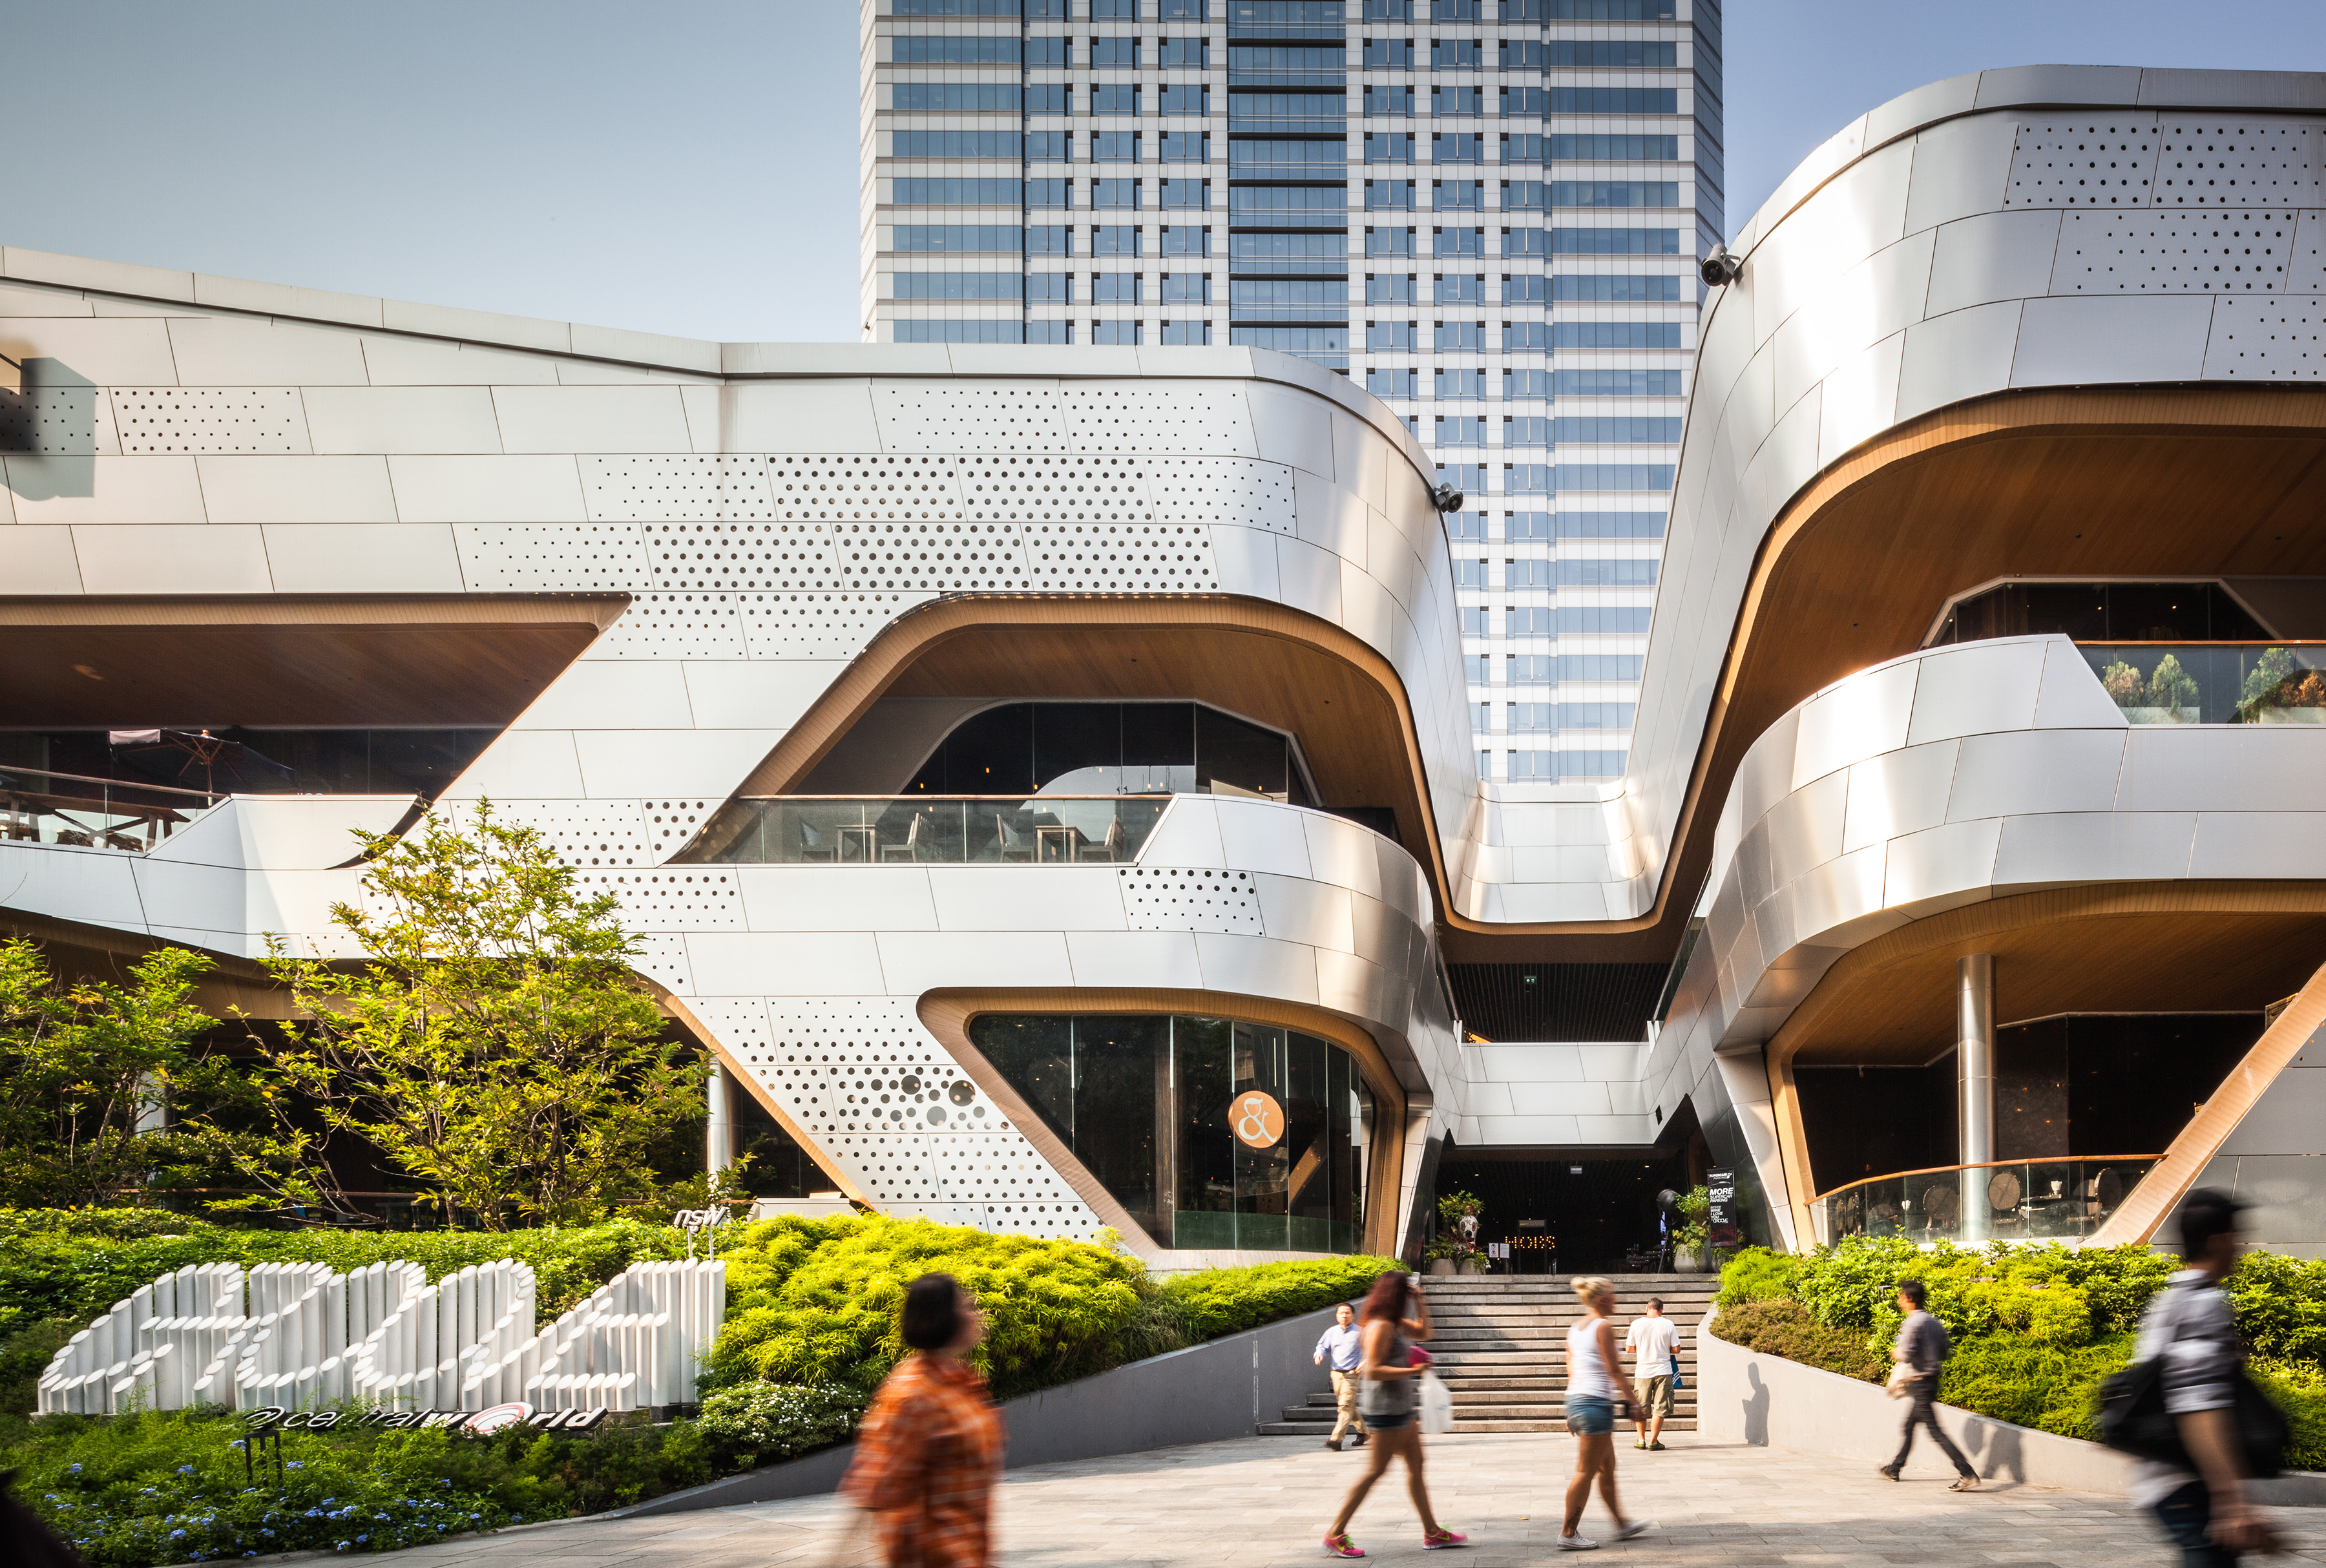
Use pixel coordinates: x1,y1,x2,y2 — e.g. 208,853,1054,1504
841,1273,1007,1568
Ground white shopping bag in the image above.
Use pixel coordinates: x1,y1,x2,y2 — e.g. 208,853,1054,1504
1419,1370,1454,1435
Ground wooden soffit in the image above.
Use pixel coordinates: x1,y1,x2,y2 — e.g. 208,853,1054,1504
0,594,624,727
1479,384,2326,963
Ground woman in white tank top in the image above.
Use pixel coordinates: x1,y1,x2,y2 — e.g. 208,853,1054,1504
1558,1277,1651,1552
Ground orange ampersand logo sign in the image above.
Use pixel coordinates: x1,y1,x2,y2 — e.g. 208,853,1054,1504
1233,1090,1284,1149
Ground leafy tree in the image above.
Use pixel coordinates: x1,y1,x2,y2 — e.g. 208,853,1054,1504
243,802,704,1229
0,939,260,1207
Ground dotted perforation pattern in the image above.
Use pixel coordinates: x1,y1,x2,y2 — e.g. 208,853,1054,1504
2205,297,2326,378
741,592,933,659
2155,119,2323,205
0,386,118,455
447,800,651,867
1145,455,1298,534
961,453,1155,525
1025,521,1217,591
628,933,692,993
2052,211,2300,292
589,593,749,659
1058,382,1255,456
1118,866,1264,933
582,455,777,521
455,523,653,591
569,868,744,929
110,388,307,454
773,455,967,521
645,800,713,858
832,520,1031,591
872,383,1069,453
2007,117,2160,207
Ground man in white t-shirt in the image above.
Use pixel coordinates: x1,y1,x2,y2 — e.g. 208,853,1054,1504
1622,1298,1681,1450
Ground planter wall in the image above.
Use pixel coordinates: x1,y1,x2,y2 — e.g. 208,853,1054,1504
1695,1306,2137,1493
614,1300,1352,1516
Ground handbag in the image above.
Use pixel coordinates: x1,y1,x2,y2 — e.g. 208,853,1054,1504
1885,1363,1918,1400
1670,1349,1684,1394
2096,1283,2288,1478
1418,1370,1454,1436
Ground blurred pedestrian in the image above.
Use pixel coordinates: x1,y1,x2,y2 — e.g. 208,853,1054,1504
1560,1276,1651,1551
1321,1270,1467,1556
2132,1189,2280,1565
1315,1301,1370,1450
1622,1296,1678,1451
841,1272,1006,1568
1879,1278,1977,1490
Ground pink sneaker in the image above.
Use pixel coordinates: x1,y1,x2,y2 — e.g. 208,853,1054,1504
1323,1532,1365,1558
1423,1527,1470,1550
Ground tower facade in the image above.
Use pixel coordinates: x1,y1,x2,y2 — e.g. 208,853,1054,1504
862,0,1722,785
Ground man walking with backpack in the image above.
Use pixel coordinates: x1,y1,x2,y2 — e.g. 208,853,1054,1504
1879,1279,1977,1490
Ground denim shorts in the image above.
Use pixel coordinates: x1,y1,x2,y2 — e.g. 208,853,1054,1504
1564,1395,1615,1437
1367,1411,1413,1431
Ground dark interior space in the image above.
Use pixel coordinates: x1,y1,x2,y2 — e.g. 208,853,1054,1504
729,1079,833,1199
1796,1012,2262,1197
1931,580,2270,646
1449,963,1665,1041
0,727,498,800
903,700,1316,804
1435,1149,1692,1273
1795,1062,1957,1196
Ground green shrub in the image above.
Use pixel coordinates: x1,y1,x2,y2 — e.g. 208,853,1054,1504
2252,1355,2326,1471
2228,1251,2326,1366
1958,1281,2093,1348
1936,1332,2133,1439
695,1383,865,1465
1708,1298,1887,1381
1713,1247,1801,1310
1162,1255,1397,1339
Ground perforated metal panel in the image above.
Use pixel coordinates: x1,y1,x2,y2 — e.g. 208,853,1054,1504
1118,866,1264,933
1025,521,1219,590
466,800,652,866
740,592,932,659
0,387,119,454
569,867,746,928
2154,118,2324,206
961,454,1155,525
109,389,308,454
2051,211,2300,293
2006,116,2160,207
1060,382,1257,456
629,933,693,992
873,383,1069,452
581,455,777,520
589,594,749,659
644,800,715,859
832,521,1031,591
454,524,653,591
1146,455,1299,534
2206,297,2326,378
2288,211,2326,293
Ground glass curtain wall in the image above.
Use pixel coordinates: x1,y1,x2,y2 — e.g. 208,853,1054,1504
970,1012,1375,1252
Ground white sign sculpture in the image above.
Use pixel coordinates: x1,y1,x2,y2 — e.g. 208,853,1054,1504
39,1255,725,1419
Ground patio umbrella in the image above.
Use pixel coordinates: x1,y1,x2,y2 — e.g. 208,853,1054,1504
107,729,293,794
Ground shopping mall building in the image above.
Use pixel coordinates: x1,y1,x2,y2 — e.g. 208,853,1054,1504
4,65,2325,1265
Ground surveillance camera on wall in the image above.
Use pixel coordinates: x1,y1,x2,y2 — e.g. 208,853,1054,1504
1700,244,1743,287
1431,483,1465,513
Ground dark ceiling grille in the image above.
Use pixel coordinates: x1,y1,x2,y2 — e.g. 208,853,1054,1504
1449,963,1666,1043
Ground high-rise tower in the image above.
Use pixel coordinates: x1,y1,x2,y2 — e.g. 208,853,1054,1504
863,0,1721,786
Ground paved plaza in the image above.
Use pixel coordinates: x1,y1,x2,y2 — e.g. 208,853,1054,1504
372,1431,2326,1568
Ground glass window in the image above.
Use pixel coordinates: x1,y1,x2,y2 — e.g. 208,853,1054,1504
1094,131,1143,162
1025,129,1073,162
1159,224,1213,255
1363,37,1412,69
1160,271,1212,303
1160,319,1212,344
1160,36,1210,67
1160,131,1210,161
1363,85,1413,116
1027,319,1076,344
1365,366,1416,397
1093,177,1144,209
1092,271,1144,302
1091,224,1142,256
1551,273,1681,302
1029,271,1075,302
1091,36,1142,67
1026,36,1071,67
892,272,1025,300
1092,83,1143,115
972,1012,1376,1253
893,36,1023,64
904,700,1314,802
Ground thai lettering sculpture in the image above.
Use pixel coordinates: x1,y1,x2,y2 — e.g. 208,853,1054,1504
37,1257,725,1417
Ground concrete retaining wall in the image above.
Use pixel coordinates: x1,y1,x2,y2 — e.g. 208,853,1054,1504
1696,1306,2139,1492
616,1301,1348,1516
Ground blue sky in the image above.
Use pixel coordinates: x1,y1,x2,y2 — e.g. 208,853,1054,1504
2,1,2320,344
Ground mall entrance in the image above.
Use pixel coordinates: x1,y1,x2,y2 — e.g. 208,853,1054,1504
1433,1113,1711,1274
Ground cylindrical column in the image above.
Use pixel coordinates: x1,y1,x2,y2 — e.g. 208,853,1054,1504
1957,954,1995,1245
705,1061,733,1177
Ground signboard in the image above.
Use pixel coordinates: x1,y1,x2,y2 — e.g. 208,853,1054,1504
244,1402,605,1436
1706,1167,1740,1248
1231,1090,1284,1149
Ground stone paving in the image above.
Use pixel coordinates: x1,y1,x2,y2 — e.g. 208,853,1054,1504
369,1431,2326,1568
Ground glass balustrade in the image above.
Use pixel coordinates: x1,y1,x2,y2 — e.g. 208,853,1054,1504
0,766,224,853
1814,1156,2159,1246
676,796,1172,866
2080,643,2326,724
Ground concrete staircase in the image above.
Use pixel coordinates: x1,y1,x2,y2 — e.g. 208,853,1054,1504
1260,1275,1715,1437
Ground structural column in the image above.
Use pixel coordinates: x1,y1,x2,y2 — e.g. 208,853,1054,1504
1956,954,1995,1244
705,1060,733,1179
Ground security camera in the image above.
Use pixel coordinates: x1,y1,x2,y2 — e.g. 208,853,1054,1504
1431,483,1465,513
1700,244,1743,287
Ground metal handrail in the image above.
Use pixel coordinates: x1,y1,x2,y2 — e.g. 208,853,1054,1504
0,764,224,803
1811,1154,2164,1205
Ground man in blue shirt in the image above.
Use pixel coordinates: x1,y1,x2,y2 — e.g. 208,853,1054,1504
1314,1302,1368,1450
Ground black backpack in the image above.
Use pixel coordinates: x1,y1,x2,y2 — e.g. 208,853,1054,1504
2095,1287,2287,1478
